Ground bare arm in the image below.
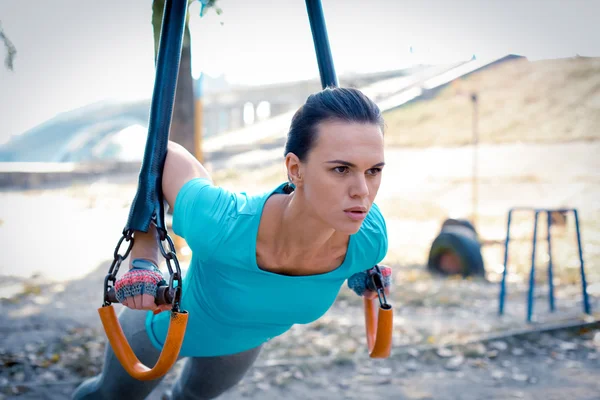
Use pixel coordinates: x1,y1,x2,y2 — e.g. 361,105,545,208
129,140,212,268
121,141,212,309
162,140,212,211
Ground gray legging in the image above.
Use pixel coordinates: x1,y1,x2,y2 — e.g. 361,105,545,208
72,307,262,400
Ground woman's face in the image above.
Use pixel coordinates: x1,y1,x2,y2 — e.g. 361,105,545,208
292,120,385,235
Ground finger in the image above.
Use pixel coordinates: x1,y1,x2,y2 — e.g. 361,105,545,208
122,298,130,308
132,294,141,309
141,294,156,310
363,288,392,299
152,304,173,315
363,290,377,299
136,294,146,309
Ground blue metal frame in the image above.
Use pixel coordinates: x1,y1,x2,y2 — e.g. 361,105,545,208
498,207,591,322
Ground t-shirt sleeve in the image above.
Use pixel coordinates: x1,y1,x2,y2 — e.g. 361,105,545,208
172,178,236,262
369,203,389,265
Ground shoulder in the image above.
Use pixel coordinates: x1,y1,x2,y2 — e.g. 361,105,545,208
361,202,387,235
172,179,281,259
174,178,274,220
350,202,388,269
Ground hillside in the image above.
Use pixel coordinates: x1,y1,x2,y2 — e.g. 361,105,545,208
384,56,600,147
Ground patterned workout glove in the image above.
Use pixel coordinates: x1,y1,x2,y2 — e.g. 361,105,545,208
347,265,392,297
114,259,167,303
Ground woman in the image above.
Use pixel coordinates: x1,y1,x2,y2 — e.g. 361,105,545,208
73,87,391,399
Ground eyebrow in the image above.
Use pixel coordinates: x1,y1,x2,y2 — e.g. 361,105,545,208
325,160,386,168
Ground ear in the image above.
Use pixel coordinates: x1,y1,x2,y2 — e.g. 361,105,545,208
284,153,304,188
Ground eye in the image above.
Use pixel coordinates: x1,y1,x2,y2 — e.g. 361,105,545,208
332,166,350,174
366,168,382,176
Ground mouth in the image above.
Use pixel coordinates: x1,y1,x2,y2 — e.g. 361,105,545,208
344,207,368,221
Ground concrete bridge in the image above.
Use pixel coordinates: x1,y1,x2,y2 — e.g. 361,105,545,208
0,54,523,188
200,68,417,137
0,68,416,166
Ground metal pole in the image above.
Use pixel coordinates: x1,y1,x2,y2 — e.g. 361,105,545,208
547,211,555,312
305,0,338,89
471,93,479,229
499,208,513,315
527,211,540,322
573,209,591,315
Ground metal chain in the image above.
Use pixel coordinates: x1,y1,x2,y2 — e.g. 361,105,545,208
103,229,135,306
102,224,183,311
157,225,183,312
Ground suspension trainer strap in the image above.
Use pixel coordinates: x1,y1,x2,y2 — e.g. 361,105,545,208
124,0,188,234
305,0,338,89
306,1,393,358
99,0,189,382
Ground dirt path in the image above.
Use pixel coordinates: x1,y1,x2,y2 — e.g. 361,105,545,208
1,260,598,399
4,320,599,399
213,331,600,400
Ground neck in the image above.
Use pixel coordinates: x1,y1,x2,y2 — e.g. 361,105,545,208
276,191,337,256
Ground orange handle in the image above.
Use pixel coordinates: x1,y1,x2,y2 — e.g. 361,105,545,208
98,305,188,381
364,297,393,358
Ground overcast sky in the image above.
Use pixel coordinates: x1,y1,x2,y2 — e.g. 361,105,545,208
1,0,599,143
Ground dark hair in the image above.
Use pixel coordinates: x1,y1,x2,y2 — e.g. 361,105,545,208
282,87,384,194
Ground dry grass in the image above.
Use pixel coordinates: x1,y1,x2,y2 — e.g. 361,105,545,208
383,57,600,147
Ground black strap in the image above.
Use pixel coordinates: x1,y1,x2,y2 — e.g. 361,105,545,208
124,0,189,234
305,0,338,89
125,0,337,234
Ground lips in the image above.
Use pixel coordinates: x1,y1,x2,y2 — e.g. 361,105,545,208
344,206,368,213
344,206,368,221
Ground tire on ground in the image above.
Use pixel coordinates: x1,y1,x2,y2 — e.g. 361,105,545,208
427,225,485,277
441,218,478,237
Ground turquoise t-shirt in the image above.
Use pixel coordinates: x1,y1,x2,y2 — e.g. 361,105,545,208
145,178,388,357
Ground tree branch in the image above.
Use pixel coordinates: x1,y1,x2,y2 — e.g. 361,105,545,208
0,21,17,71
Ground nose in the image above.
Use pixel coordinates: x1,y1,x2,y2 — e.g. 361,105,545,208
350,174,369,198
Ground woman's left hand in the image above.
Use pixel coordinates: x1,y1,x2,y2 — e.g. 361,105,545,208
348,265,392,299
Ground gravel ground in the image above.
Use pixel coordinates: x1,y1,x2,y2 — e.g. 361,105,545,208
0,263,598,400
